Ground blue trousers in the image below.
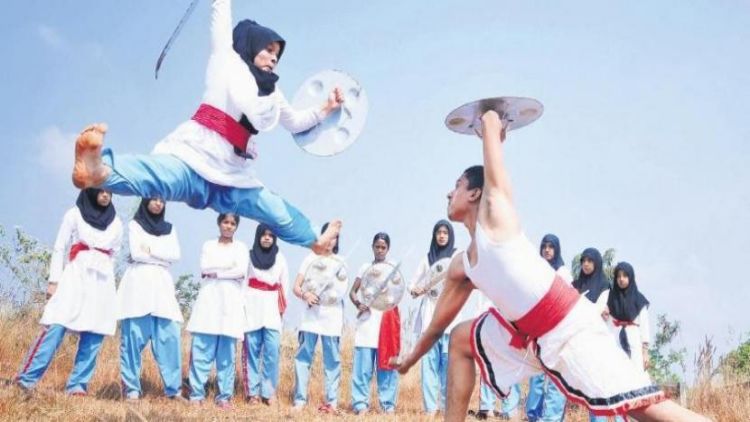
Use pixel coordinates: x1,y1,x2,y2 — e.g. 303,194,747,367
590,414,626,422
420,333,449,412
16,324,104,394
526,374,567,421
188,333,236,403
293,331,341,407
119,315,181,398
242,328,280,400
351,347,399,412
480,382,520,416
101,150,318,247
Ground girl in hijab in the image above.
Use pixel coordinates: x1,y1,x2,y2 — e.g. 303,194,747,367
15,188,122,395
187,213,248,408
524,234,571,422
605,262,651,376
292,223,346,414
241,224,288,405
349,232,400,415
408,220,462,415
117,197,183,401
573,247,611,316
72,0,343,255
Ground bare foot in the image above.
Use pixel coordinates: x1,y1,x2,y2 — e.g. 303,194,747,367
72,123,110,189
311,220,342,255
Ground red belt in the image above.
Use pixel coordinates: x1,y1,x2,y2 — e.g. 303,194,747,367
191,103,255,159
612,318,638,327
69,242,113,262
248,278,286,316
509,275,579,349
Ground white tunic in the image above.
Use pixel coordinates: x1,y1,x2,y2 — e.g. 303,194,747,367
117,221,183,323
609,307,651,376
556,265,574,284
243,252,289,332
353,262,385,349
409,250,464,337
41,207,123,336
297,253,345,338
152,0,323,188
186,239,249,339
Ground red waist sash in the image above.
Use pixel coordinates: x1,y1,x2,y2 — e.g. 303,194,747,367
69,242,113,262
191,103,255,159
612,318,638,327
248,278,287,316
509,275,579,349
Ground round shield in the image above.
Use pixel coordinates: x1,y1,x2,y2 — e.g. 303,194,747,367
358,261,405,313
423,257,451,299
444,97,543,136
291,70,368,156
301,255,349,306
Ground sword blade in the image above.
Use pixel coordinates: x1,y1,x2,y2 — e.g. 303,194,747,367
154,0,201,79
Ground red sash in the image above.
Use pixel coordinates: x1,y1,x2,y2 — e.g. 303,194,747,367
248,278,287,316
612,318,638,327
191,103,255,158
509,275,579,349
377,307,401,370
68,242,113,262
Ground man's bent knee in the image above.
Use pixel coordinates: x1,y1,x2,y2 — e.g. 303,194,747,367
449,321,475,358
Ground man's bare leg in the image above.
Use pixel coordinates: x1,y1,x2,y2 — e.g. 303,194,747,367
630,400,712,422
445,321,477,422
311,220,342,255
72,123,111,188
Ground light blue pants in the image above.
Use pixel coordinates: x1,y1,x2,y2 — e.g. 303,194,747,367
590,414,627,422
119,315,181,398
188,333,236,403
293,331,341,407
101,150,318,247
420,333,449,412
526,374,567,421
16,324,104,394
351,347,399,412
480,382,520,416
242,328,280,400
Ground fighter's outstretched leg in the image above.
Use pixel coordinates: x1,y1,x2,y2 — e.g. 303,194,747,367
446,321,477,422
73,123,110,188
630,400,712,422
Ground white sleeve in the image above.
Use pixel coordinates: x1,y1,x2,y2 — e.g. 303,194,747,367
557,266,574,284
595,289,610,313
638,306,651,344
209,0,233,54
409,257,429,290
356,263,371,280
215,242,249,280
278,254,289,298
128,222,164,265
276,90,322,134
297,254,314,277
200,241,222,273
149,228,181,263
48,209,76,282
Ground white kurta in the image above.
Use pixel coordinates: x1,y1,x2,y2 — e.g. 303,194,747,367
409,250,464,336
243,252,289,332
353,262,385,349
609,307,651,376
40,207,123,336
297,253,345,338
152,0,323,188
556,265,574,284
187,239,249,339
117,221,183,323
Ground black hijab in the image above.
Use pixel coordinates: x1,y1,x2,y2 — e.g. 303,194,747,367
250,223,279,270
572,247,610,303
76,188,116,231
133,198,172,236
428,220,456,265
232,19,285,98
540,233,564,270
607,262,650,322
321,222,339,254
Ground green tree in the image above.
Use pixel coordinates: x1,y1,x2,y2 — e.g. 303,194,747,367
648,314,687,384
720,337,750,380
0,224,51,306
175,273,200,320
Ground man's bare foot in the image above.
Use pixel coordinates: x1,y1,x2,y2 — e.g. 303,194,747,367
72,123,110,189
311,220,342,255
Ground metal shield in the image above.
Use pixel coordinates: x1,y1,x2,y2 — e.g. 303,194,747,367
444,96,544,135
358,261,405,312
301,255,349,306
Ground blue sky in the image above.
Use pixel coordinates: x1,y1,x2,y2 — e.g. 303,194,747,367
1,1,749,381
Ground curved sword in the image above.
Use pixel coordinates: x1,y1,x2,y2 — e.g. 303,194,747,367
154,0,200,79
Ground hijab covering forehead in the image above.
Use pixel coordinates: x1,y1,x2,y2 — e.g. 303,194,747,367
76,188,116,231
428,220,456,265
321,222,339,254
133,198,172,236
572,247,610,302
540,233,564,270
250,223,278,270
232,19,285,97
608,261,649,321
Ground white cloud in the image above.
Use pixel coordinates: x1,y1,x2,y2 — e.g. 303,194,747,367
37,24,66,50
36,126,77,177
